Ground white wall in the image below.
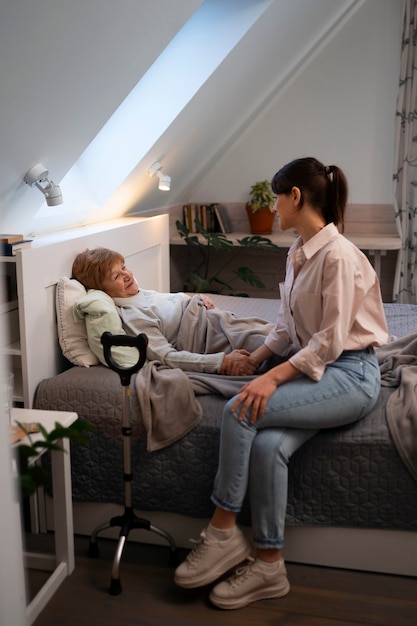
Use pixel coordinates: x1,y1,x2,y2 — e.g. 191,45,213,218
186,0,403,205
0,0,403,237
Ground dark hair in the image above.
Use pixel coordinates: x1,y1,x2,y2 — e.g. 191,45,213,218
71,247,124,290
271,157,348,231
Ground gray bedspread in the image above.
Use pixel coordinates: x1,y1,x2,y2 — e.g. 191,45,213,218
33,298,417,531
377,331,417,482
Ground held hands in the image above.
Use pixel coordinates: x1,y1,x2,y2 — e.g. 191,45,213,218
220,350,260,376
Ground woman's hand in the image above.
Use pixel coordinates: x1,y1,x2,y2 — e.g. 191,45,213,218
231,373,278,422
231,361,300,423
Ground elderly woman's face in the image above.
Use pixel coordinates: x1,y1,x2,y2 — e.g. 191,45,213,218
101,260,139,298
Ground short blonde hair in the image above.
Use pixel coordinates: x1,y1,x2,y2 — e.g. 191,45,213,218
71,247,124,290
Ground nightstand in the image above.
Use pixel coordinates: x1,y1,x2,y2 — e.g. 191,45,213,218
11,407,77,624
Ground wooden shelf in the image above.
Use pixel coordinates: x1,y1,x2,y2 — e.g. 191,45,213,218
170,228,401,283
0,299,18,314
169,230,298,247
343,233,402,251
170,230,402,252
1,339,21,356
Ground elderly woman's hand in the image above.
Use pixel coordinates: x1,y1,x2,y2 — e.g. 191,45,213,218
199,294,216,309
220,350,260,376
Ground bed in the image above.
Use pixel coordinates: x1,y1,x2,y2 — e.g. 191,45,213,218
25,217,417,577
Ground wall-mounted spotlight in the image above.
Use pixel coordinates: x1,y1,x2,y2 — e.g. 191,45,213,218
24,163,63,206
147,161,171,191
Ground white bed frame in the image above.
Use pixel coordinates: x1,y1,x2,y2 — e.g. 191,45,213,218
26,216,416,578
16,216,170,407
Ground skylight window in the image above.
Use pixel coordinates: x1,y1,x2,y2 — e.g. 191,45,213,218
52,0,273,211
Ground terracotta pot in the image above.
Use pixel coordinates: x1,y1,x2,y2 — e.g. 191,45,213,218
246,204,275,235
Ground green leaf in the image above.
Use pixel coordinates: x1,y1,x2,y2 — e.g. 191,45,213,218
48,420,92,444
237,236,280,252
188,273,211,292
235,267,266,288
15,419,92,497
20,465,49,499
175,220,189,237
208,235,234,252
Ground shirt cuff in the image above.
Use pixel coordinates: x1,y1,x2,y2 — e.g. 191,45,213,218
289,347,325,381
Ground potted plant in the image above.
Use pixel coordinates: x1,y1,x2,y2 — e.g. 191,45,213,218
176,219,279,296
246,179,276,235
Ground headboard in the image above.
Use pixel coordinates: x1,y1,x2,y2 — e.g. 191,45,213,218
15,215,169,407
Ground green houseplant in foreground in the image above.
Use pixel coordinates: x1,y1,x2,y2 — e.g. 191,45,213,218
176,219,280,296
15,419,91,498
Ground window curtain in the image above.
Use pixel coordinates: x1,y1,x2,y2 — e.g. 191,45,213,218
393,0,417,303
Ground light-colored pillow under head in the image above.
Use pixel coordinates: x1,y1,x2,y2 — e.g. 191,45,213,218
56,277,99,367
74,290,139,368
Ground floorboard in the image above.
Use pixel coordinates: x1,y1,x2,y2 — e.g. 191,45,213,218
26,534,417,626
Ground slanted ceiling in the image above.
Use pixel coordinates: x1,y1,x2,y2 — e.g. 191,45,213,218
0,0,403,237
0,0,201,234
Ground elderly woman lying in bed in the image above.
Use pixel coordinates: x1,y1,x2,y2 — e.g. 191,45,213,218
71,247,274,377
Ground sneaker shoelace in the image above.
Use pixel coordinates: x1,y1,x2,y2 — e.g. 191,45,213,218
186,530,211,564
226,556,255,588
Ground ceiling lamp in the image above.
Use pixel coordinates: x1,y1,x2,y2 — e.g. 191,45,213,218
24,163,63,206
147,161,171,191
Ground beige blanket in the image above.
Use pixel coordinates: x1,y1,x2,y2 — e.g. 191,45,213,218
376,331,417,482
134,295,273,451
135,360,203,452
177,294,275,355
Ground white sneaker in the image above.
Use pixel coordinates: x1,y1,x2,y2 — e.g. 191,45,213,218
209,556,290,609
174,525,252,589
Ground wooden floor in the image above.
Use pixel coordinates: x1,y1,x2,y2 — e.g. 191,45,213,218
28,533,417,626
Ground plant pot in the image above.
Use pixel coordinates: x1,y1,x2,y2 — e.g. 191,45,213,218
246,205,275,235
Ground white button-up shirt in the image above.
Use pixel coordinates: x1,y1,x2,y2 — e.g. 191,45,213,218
265,223,388,381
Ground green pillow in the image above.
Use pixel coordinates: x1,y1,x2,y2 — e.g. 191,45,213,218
74,290,140,368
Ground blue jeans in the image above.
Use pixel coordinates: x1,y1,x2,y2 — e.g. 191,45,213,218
211,349,381,549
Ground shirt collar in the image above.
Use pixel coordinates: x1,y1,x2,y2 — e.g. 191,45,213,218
299,222,339,259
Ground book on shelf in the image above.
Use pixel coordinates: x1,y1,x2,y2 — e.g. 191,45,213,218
1,239,33,256
0,234,25,244
212,203,232,234
182,203,232,235
183,204,196,233
204,205,217,232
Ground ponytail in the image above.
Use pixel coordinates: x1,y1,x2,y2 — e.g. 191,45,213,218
271,157,348,231
324,164,348,232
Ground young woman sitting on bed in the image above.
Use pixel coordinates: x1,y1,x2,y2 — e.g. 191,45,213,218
174,156,389,610
71,248,270,377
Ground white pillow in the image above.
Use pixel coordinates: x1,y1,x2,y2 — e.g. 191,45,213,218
56,277,100,367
